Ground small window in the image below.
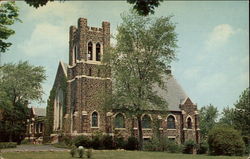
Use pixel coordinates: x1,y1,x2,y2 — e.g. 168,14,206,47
114,113,125,128
167,115,176,129
74,45,77,63
96,43,101,61
35,123,39,133
92,112,98,127
142,114,151,128
39,123,43,133
97,69,100,77
88,42,93,60
88,68,92,76
187,117,192,129
168,137,176,141
30,125,33,133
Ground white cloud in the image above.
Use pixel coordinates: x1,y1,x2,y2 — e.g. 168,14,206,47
18,23,67,57
206,24,235,49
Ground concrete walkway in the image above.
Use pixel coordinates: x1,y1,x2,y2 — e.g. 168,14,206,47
1,145,69,152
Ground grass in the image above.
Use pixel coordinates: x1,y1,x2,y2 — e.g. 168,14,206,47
1,150,247,159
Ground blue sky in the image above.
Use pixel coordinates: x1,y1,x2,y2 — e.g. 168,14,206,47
2,1,249,112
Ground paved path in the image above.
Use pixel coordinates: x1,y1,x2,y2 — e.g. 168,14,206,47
1,145,69,152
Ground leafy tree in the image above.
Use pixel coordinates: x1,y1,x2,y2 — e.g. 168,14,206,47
219,106,235,127
0,1,21,53
208,126,245,156
102,11,177,149
0,61,46,105
24,0,162,16
199,104,219,140
127,0,163,16
233,87,250,137
24,0,53,8
0,61,46,142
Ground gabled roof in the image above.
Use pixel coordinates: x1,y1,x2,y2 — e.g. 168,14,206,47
153,74,188,111
32,107,46,117
60,61,68,77
51,61,68,89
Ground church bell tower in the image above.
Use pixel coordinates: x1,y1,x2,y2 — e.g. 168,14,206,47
65,18,111,134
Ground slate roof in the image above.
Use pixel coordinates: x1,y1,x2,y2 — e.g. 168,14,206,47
153,74,188,111
32,107,46,117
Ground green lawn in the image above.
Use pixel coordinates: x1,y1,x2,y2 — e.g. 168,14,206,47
1,151,247,159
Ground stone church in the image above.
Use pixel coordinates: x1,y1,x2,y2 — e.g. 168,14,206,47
50,18,200,144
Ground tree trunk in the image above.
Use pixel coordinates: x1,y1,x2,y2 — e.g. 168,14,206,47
137,114,143,150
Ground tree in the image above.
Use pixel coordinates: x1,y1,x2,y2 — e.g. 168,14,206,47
24,0,53,8
208,126,245,156
103,11,177,149
219,106,235,127
199,104,219,140
0,1,21,53
0,61,46,142
127,0,163,16
24,0,162,16
233,88,250,137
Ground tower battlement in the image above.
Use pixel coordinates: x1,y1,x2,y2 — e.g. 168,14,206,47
68,18,110,66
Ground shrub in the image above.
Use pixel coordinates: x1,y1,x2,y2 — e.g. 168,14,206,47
20,139,29,145
86,149,93,158
125,136,138,150
0,142,17,149
54,142,70,149
78,146,84,158
183,140,197,154
242,136,250,154
143,137,182,153
208,126,245,156
197,141,208,154
73,135,91,148
114,136,125,149
143,137,160,151
102,135,114,149
59,135,72,146
91,131,104,150
165,140,182,153
70,146,77,157
43,136,51,144
91,135,104,150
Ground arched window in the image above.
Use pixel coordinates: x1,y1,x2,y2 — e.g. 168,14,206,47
187,117,192,129
96,43,101,61
88,42,93,60
167,115,176,129
142,114,151,128
114,113,125,128
92,112,98,127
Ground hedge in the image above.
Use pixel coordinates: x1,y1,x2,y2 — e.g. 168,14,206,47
0,142,17,149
